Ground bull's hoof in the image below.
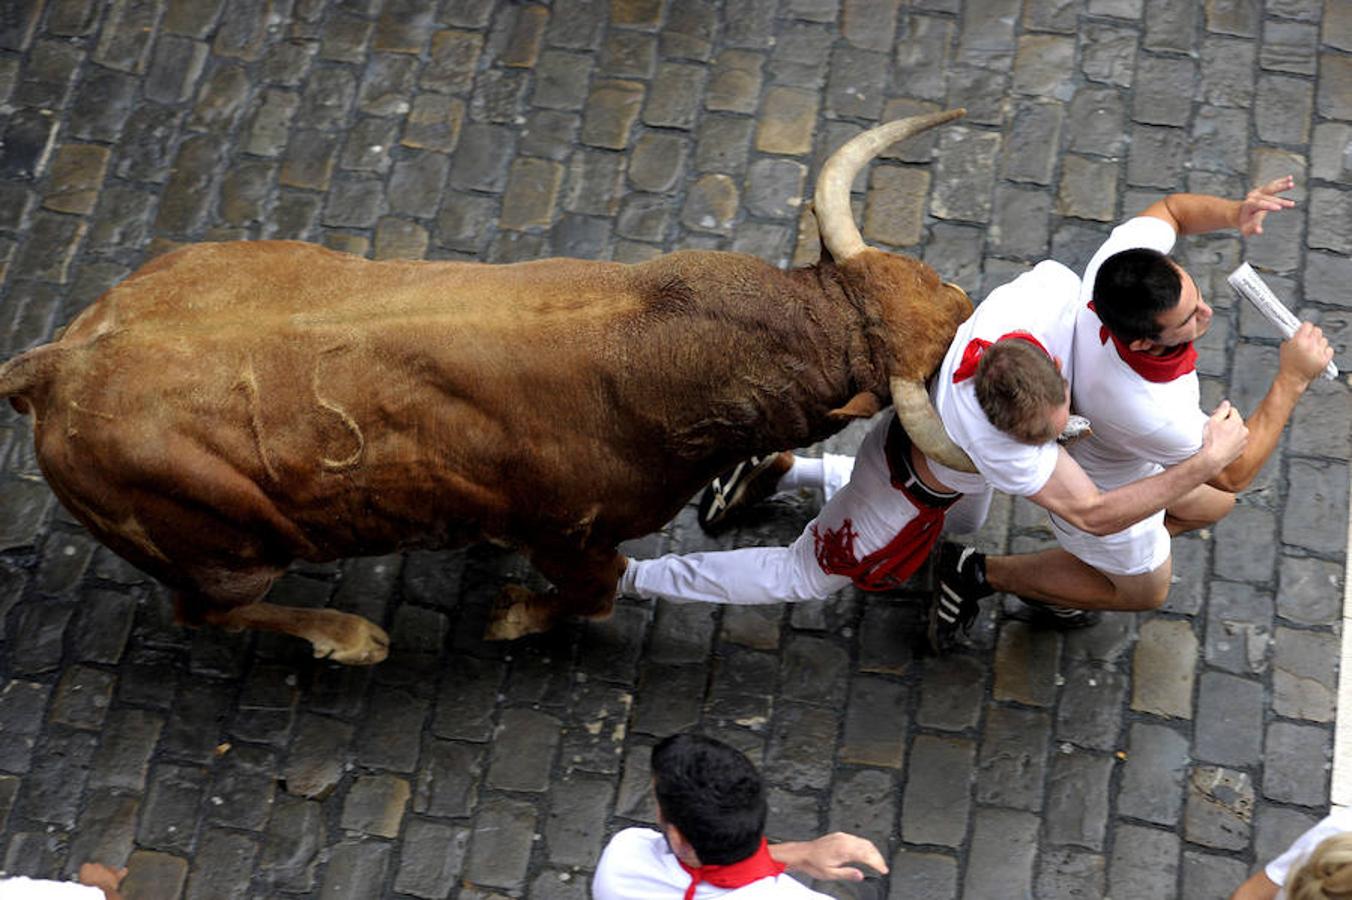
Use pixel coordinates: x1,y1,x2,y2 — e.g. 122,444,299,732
311,615,390,665
484,584,551,641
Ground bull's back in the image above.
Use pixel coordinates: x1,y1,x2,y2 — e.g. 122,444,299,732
10,242,794,564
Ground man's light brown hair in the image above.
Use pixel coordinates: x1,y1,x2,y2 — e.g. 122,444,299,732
974,340,1066,445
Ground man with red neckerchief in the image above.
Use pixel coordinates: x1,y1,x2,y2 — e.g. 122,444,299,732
935,179,1336,626
592,734,886,899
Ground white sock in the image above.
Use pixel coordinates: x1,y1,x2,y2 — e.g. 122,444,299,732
778,455,824,492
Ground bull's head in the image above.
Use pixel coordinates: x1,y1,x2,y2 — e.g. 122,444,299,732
815,110,978,473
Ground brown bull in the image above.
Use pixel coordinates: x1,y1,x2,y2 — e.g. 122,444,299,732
0,111,975,664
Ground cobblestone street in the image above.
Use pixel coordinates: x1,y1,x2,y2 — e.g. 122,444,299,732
1,0,1350,897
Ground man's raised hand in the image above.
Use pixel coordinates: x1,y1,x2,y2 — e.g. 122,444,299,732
1237,176,1296,236
1201,400,1248,471
1278,321,1336,387
771,832,889,882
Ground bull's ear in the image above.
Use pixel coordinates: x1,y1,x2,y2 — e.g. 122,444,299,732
827,391,882,421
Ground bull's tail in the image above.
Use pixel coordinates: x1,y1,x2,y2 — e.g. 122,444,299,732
0,343,68,414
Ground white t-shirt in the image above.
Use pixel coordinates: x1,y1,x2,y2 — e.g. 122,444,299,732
928,259,1081,497
592,828,830,899
1066,216,1211,489
1265,807,1352,897
0,878,104,899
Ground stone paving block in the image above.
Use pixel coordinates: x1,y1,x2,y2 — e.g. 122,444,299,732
341,773,410,838
1057,154,1119,222
1045,750,1114,851
89,707,164,793
1277,555,1341,626
1107,825,1179,900
887,849,955,900
681,173,739,235
1192,105,1251,175
48,664,116,730
1132,617,1198,719
829,768,896,850
1126,123,1187,190
993,620,1060,707
1144,0,1198,50
320,840,392,898
0,679,50,773
756,87,818,155
42,144,111,215
1263,721,1331,805
1185,765,1254,851
857,601,921,676
1036,848,1105,900
643,62,705,129
976,706,1050,812
1182,850,1250,900
860,166,928,248
463,796,537,891
1272,627,1337,722
8,600,71,675
1055,661,1126,751
66,788,139,873
826,46,887,120
599,29,656,79
354,687,428,772
1132,55,1197,127
910,654,984,734
137,763,207,854
766,702,837,791
470,68,529,124
485,707,562,791
393,824,468,899
544,0,603,49
1199,36,1256,109
1000,100,1059,185
839,677,908,768
241,88,300,157
520,109,580,160
1206,580,1273,676
1194,670,1264,767
1013,34,1075,99
1254,804,1321,874
422,29,483,95
892,14,951,102
122,850,189,900
901,735,974,848
544,773,613,867
1312,122,1352,185
1255,74,1314,145
694,115,753,176
581,79,644,150
260,794,324,891
413,739,481,818
1081,23,1138,87
499,4,547,67
932,127,1000,222
1212,503,1277,584
631,662,703,737
963,808,1039,900
184,829,258,900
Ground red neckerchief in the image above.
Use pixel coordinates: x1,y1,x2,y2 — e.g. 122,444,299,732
951,331,1051,382
676,838,786,900
1088,300,1196,383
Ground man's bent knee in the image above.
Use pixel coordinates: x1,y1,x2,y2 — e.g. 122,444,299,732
1107,561,1171,612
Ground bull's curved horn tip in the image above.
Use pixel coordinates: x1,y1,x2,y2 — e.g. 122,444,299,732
891,376,978,474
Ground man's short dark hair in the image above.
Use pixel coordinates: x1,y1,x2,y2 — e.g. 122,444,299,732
651,734,767,866
974,341,1066,445
1092,248,1183,343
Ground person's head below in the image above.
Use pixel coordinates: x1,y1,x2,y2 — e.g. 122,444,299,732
974,340,1069,445
1093,248,1214,351
651,733,767,867
1289,832,1352,900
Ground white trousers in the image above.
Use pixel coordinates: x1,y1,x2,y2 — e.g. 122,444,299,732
627,413,992,605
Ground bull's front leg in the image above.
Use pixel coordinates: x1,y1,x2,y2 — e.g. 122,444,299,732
176,593,390,665
484,546,625,641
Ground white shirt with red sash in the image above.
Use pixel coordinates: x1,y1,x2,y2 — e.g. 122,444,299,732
592,828,830,899
1065,215,1210,491
926,259,1082,498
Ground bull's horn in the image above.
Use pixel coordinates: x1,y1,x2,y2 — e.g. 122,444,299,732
814,108,966,262
891,376,977,474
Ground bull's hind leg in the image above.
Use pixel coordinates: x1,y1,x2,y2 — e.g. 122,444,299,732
174,570,390,665
484,546,625,641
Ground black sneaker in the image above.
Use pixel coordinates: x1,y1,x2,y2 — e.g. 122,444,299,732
1015,597,1102,630
696,453,789,535
929,543,993,653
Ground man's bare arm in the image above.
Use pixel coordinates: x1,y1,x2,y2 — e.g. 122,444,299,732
1141,178,1295,237
769,832,888,882
1031,402,1247,535
1212,322,1334,492
1229,869,1279,900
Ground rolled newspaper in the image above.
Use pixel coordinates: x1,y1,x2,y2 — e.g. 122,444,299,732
1227,262,1338,380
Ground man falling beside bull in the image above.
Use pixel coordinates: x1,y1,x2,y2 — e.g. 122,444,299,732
619,180,1331,652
